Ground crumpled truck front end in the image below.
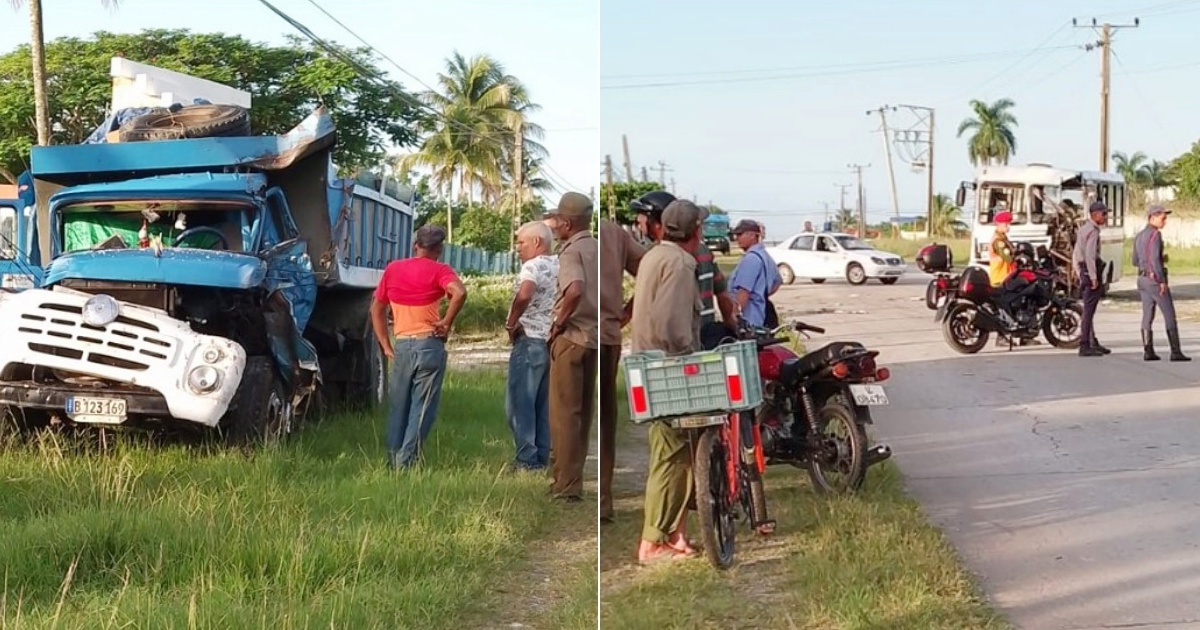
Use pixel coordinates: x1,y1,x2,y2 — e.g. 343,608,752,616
0,286,245,427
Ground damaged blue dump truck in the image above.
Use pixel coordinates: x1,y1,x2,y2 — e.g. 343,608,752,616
0,108,413,443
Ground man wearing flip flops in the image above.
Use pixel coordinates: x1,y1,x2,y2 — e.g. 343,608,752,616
630,200,706,564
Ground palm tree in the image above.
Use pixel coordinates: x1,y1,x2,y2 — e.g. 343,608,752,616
10,0,119,146
1146,160,1174,188
401,52,543,242
956,98,1019,166
834,208,856,231
1111,151,1152,187
929,194,962,238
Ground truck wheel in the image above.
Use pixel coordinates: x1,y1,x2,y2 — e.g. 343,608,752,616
119,105,251,142
364,336,388,408
221,356,289,446
0,405,29,447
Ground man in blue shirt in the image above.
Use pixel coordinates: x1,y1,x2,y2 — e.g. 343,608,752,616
729,220,782,327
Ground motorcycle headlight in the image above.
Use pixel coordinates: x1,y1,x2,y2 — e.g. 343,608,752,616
82,294,120,327
187,365,222,394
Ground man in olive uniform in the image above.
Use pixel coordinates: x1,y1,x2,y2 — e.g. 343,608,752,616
1072,201,1112,357
631,199,705,564
1133,205,1191,362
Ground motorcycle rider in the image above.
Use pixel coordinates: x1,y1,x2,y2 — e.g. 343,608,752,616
988,211,1039,346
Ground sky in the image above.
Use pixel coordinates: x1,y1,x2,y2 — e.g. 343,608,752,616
0,0,599,204
601,0,1200,237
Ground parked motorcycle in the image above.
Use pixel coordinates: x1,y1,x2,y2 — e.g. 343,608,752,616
734,320,893,493
916,243,956,310
936,242,1083,354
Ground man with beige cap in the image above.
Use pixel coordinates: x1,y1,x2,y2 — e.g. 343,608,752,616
630,199,704,564
544,192,599,502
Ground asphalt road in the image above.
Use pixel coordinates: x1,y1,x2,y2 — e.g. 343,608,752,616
769,272,1200,630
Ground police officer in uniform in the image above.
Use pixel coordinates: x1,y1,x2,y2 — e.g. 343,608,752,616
1072,201,1112,357
1133,205,1191,362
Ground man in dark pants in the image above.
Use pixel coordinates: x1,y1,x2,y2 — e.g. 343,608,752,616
1133,205,1191,362
598,219,644,522
1072,201,1111,357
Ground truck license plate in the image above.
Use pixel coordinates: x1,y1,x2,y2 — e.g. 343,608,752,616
848,384,889,406
65,396,128,424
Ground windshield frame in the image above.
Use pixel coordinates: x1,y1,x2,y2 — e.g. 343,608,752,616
52,198,257,256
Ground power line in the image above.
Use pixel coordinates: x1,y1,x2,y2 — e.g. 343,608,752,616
601,45,1079,90
255,0,582,196
946,21,1074,103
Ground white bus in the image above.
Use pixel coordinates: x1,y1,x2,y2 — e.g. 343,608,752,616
955,163,1127,288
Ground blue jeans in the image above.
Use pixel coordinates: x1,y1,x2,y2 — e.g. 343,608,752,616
386,337,447,468
505,335,551,469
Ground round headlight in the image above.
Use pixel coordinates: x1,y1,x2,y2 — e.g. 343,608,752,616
202,347,223,364
82,294,120,327
187,365,221,394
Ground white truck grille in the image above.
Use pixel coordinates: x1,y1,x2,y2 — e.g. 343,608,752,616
15,300,178,373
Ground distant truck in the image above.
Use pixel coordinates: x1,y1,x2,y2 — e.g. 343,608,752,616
703,212,731,255
0,106,413,443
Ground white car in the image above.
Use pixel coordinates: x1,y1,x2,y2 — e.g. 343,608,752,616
765,232,908,285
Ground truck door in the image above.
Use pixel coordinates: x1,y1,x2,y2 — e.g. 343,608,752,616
259,189,320,390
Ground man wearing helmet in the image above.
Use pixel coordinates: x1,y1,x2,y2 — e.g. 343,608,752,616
989,210,1039,346
628,191,737,340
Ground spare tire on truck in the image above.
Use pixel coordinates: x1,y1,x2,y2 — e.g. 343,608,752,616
118,104,251,142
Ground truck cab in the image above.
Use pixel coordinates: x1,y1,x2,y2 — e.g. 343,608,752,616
0,108,411,443
703,213,731,255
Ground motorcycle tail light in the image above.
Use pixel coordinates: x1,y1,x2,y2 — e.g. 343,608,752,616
831,362,849,379
936,277,948,289
858,356,877,376
875,367,891,382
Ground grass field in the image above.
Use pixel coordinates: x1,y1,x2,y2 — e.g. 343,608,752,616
0,370,597,630
600,386,1008,630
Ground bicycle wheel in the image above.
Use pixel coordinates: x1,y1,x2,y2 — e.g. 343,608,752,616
694,426,736,569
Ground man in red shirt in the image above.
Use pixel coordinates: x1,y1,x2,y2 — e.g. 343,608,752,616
370,225,468,468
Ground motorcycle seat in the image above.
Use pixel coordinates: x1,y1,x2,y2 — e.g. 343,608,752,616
780,341,868,385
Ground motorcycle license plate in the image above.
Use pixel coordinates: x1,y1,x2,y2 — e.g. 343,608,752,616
849,384,889,406
670,415,727,429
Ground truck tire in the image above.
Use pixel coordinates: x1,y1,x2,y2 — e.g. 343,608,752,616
118,105,251,142
348,336,388,410
220,356,289,446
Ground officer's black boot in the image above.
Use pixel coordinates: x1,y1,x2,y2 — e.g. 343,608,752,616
1142,330,1160,361
1167,328,1191,362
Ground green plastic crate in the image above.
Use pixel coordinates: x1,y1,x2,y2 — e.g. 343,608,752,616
623,340,762,423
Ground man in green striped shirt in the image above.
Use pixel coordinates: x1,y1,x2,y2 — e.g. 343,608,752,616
630,191,737,337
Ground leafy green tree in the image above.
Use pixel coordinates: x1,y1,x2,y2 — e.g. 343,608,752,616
834,207,856,231
957,98,1019,166
0,29,423,182
1169,141,1200,202
602,180,664,224
929,194,962,238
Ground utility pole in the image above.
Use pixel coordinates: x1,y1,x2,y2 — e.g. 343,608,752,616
894,104,936,237
847,163,870,237
834,183,852,230
641,166,649,182
670,177,677,196
656,161,673,186
511,121,524,252
603,154,616,220
621,134,635,181
1074,17,1140,172
866,106,901,231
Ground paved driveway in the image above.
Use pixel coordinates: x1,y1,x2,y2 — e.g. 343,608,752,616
769,272,1200,630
